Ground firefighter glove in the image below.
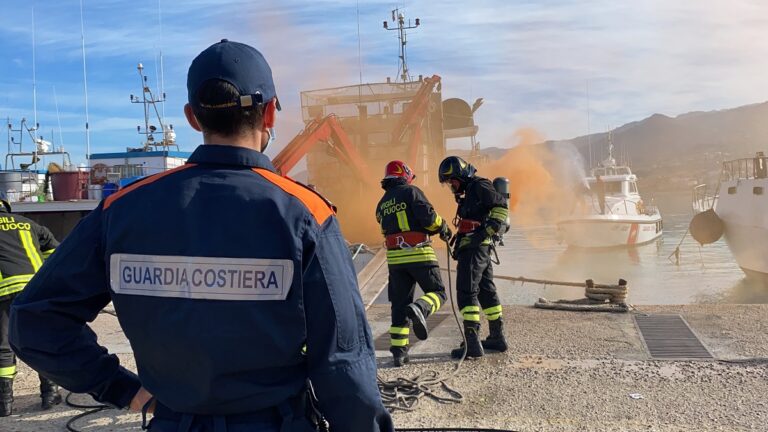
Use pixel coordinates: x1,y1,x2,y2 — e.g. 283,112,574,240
439,221,453,242
458,232,484,249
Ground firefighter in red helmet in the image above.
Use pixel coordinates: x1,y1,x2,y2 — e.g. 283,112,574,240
375,161,452,366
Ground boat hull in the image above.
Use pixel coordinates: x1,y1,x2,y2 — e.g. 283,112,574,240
716,178,768,275
557,217,663,248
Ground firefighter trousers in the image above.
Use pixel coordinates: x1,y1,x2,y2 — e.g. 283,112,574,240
1,295,61,391
455,245,503,324
387,265,447,348
0,296,17,379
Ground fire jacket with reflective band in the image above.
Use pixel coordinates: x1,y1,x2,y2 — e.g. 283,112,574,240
456,177,509,247
0,209,58,301
9,144,392,431
376,181,444,267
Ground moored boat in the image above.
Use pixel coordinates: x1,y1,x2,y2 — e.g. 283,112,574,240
557,143,663,248
691,152,768,276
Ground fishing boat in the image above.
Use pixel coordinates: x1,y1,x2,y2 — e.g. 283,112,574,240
557,143,663,248
691,152,768,276
4,63,188,239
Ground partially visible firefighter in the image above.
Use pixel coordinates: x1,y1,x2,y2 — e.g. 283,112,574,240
376,160,452,366
438,156,509,359
0,192,61,416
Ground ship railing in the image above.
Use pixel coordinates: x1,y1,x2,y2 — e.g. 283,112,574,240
589,196,657,216
721,156,768,181
642,205,660,216
692,184,718,215
618,199,659,216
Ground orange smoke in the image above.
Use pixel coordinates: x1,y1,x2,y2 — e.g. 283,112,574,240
481,128,586,228
329,127,587,245
328,169,457,246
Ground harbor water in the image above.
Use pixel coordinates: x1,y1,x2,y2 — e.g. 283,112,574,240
494,190,768,305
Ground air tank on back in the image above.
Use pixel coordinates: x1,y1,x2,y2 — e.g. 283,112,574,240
493,177,511,234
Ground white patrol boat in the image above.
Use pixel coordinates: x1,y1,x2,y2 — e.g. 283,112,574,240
557,144,663,248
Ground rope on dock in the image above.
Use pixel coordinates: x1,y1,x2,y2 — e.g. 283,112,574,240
513,277,629,312
440,270,631,313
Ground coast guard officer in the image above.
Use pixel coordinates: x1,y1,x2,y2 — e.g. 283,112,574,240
9,39,393,431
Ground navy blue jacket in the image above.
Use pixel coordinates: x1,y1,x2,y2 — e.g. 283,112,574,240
9,145,392,431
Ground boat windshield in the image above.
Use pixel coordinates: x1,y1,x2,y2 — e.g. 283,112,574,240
589,180,622,194
605,182,622,194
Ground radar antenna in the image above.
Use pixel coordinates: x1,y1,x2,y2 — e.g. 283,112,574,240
383,8,421,83
130,63,177,151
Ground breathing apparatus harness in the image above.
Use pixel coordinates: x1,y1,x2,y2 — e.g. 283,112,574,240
449,177,510,265
385,232,432,250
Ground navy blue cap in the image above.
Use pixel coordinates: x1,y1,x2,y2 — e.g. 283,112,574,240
187,39,280,111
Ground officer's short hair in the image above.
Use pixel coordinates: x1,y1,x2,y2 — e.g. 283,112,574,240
192,79,264,137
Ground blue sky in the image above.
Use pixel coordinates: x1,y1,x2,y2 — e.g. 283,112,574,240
1,0,767,168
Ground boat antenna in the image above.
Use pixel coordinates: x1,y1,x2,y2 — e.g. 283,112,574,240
6,117,11,157
130,63,175,151
31,7,38,137
79,0,91,160
383,7,420,83
586,80,592,168
356,0,363,105
157,0,166,119
606,129,615,167
53,86,64,150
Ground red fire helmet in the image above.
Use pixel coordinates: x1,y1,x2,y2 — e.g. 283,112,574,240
383,160,416,184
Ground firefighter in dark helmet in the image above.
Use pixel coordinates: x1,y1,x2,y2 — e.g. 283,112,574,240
438,156,509,359
376,160,452,366
0,193,61,416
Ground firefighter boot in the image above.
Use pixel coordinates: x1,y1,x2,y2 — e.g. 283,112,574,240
450,322,484,359
482,319,509,352
0,378,13,417
406,303,429,340
39,375,62,410
390,346,409,367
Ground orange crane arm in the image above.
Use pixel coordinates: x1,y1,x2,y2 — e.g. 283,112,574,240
272,115,376,188
388,75,441,163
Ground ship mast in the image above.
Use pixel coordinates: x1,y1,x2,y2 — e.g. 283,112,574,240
130,63,176,151
383,7,420,83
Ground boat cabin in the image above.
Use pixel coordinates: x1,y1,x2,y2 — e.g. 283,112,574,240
587,169,639,198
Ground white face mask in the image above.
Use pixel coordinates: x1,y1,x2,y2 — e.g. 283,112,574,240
263,127,275,152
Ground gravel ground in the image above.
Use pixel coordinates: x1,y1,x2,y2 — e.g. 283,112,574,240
1,305,767,431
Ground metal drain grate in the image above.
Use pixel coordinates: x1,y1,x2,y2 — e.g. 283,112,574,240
634,314,712,359
374,313,451,351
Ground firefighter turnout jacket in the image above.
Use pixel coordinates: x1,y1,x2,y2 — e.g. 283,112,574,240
455,177,509,250
0,209,58,301
376,180,446,267
9,145,392,431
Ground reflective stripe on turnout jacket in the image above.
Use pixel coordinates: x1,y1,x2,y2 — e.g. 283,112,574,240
376,183,443,267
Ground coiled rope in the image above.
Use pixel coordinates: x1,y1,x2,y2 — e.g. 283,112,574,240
439,272,631,313
378,243,468,412
501,276,629,312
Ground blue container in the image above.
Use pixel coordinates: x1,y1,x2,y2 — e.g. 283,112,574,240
119,176,145,188
102,183,119,198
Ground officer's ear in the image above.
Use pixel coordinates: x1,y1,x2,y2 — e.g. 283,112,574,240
262,99,277,130
184,104,203,132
